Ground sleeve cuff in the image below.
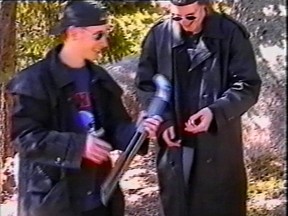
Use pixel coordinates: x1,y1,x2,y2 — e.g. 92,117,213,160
156,120,174,138
43,132,87,169
64,133,87,169
208,105,229,132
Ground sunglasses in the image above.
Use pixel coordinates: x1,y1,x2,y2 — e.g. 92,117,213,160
172,15,197,22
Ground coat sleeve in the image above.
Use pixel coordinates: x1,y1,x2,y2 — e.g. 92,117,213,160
208,26,262,130
135,27,174,136
6,74,86,169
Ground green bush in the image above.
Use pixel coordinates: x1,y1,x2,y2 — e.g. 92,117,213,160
15,2,163,71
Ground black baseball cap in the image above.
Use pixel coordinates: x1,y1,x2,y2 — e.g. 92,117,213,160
170,0,204,6
50,0,108,35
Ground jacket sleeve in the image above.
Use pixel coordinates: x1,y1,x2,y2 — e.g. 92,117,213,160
6,75,86,169
102,83,149,155
135,27,174,136
208,26,262,130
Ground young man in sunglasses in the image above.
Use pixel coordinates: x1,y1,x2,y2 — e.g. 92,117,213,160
136,0,261,216
7,1,161,216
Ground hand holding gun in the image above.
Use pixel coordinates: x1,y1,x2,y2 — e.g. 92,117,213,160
100,74,172,206
79,110,112,166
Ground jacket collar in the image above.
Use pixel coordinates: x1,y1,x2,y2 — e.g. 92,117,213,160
45,44,74,88
171,13,225,48
45,44,123,95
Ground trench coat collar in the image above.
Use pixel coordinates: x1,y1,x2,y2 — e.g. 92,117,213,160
171,13,225,48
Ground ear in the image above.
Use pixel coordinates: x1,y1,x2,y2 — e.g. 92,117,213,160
66,26,80,41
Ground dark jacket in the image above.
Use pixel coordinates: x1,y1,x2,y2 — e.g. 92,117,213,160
136,13,262,216
6,45,145,216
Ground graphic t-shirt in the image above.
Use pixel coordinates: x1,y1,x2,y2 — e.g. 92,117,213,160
70,67,94,131
70,67,103,211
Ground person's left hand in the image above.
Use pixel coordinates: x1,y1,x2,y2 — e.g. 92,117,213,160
137,111,163,139
184,107,213,134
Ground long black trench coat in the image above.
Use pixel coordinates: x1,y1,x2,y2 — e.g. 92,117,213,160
136,13,262,216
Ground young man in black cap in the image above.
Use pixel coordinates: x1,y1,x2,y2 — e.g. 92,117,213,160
136,0,262,216
7,1,161,216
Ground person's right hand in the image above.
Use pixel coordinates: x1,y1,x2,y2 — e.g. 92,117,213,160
162,126,181,147
82,134,112,165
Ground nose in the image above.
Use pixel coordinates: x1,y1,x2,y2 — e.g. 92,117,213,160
180,18,191,27
99,36,109,49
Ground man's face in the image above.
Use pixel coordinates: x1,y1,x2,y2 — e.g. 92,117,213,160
67,24,109,61
170,2,206,33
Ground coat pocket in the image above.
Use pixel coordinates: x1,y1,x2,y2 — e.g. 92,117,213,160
27,165,78,216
